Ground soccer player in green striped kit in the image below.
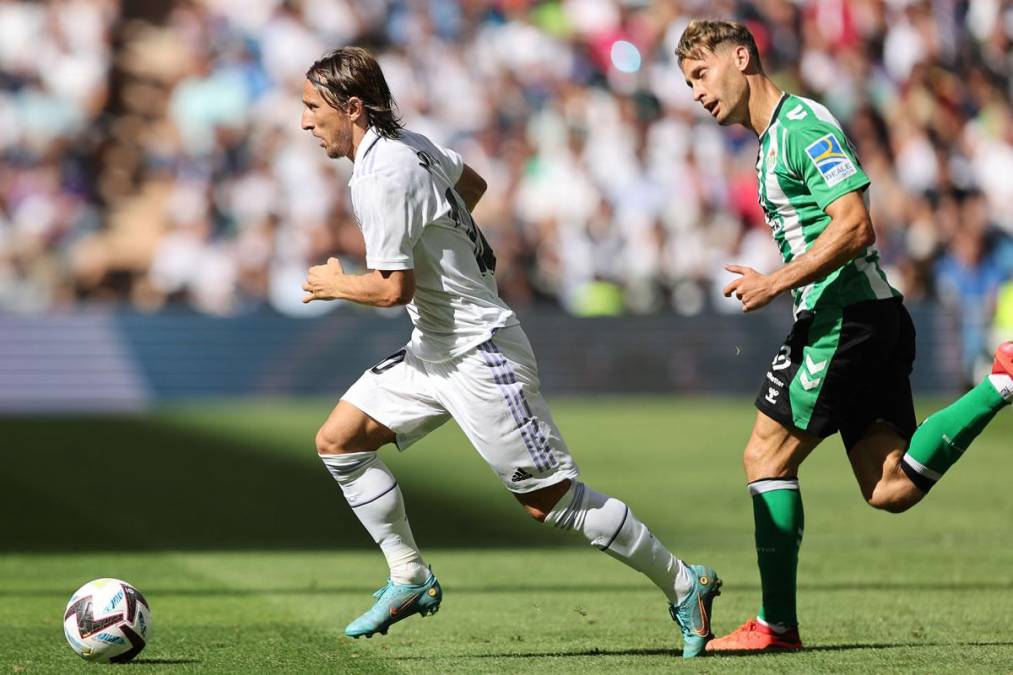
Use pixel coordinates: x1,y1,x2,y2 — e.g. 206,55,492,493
677,19,1012,653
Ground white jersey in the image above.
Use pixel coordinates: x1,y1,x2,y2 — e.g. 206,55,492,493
348,126,517,362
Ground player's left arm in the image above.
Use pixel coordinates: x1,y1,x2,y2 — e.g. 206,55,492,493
302,257,415,307
724,191,874,312
454,164,487,212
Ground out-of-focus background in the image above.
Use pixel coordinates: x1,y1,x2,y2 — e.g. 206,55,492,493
1,0,1011,410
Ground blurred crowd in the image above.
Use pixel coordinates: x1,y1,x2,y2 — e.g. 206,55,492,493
1,0,1011,377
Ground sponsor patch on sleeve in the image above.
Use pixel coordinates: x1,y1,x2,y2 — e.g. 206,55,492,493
804,133,858,187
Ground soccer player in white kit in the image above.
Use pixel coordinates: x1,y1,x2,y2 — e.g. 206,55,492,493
300,47,720,658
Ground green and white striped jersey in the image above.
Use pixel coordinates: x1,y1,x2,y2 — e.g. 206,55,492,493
755,94,900,316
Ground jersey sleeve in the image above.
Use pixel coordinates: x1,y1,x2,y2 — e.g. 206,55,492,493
784,123,870,210
351,175,423,271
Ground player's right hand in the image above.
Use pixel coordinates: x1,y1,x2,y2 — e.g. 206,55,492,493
302,257,344,303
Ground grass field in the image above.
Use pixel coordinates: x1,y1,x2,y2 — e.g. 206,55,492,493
3,397,1012,673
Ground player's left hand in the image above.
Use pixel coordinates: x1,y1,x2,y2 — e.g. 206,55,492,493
723,264,780,312
302,257,344,303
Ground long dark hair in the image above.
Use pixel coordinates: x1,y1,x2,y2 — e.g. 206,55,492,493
305,47,403,139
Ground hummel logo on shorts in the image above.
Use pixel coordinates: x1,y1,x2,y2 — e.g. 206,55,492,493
511,468,533,482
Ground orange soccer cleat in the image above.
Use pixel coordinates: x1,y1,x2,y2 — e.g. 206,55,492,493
705,617,803,653
993,341,1013,378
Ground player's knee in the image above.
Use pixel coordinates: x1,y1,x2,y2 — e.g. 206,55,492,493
514,479,572,523
867,495,913,514
865,481,920,514
742,443,765,472
523,504,550,522
742,443,787,479
315,427,355,456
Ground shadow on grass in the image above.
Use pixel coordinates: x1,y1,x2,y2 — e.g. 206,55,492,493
386,648,678,660
2,416,557,552
392,640,1013,661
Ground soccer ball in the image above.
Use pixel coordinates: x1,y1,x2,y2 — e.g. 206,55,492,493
63,578,151,663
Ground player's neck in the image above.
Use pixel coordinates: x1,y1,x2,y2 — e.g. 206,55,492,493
745,77,785,137
347,121,371,162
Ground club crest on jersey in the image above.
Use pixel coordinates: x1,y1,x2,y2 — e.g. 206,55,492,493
765,147,777,172
805,133,857,187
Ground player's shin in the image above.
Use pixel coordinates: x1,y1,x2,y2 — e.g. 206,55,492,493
320,451,429,585
545,481,694,603
900,378,1010,492
749,478,803,631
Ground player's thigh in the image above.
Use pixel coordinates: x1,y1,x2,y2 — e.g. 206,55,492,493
754,299,911,472
435,327,579,494
743,410,821,481
325,348,450,454
316,399,396,455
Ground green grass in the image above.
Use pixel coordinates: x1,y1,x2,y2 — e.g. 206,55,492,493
3,397,1013,673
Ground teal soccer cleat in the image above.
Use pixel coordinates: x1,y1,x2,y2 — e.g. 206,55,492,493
669,564,722,658
344,573,442,639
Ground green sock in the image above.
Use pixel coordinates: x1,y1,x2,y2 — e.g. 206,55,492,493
749,479,803,629
901,379,1009,492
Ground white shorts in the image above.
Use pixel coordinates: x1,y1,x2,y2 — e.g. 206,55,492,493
341,325,579,493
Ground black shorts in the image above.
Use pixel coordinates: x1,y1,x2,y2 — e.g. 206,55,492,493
754,297,918,450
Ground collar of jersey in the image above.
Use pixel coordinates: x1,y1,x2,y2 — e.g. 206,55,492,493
758,92,789,140
351,126,382,182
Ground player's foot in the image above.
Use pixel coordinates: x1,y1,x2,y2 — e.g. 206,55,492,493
344,572,442,639
669,564,722,658
991,341,1013,402
705,617,802,653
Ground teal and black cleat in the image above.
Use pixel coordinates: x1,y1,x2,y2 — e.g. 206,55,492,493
344,573,442,639
669,564,722,658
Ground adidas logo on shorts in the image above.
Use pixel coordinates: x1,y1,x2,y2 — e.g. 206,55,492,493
511,468,533,482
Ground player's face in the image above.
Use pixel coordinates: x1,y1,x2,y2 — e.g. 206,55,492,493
301,79,354,160
680,47,748,126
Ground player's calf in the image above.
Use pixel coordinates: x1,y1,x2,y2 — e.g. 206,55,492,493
539,479,719,657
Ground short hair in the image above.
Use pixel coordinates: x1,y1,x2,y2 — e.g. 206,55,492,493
305,47,403,139
675,19,762,69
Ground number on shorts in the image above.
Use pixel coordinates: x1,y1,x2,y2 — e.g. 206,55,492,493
370,349,407,374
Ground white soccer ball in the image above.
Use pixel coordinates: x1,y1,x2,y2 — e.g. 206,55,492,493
64,578,151,663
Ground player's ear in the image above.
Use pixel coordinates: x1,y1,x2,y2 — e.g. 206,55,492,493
732,44,752,73
346,96,364,121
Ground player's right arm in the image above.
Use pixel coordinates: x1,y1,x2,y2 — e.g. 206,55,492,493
302,174,422,308
755,191,875,297
725,116,874,312
302,257,414,307
724,192,875,311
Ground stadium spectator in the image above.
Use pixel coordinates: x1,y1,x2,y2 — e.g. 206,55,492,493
1,0,1010,327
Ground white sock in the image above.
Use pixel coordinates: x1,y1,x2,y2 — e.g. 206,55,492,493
988,373,1013,402
320,451,429,585
546,481,694,604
